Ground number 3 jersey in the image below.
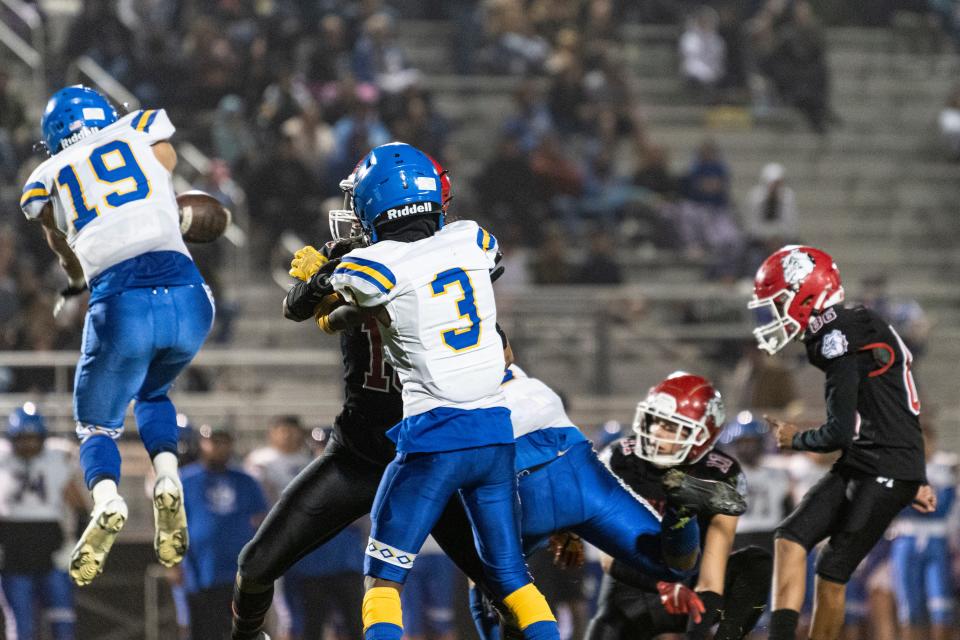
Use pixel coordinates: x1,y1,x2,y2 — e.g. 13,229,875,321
800,304,925,481
20,109,200,299
330,220,509,451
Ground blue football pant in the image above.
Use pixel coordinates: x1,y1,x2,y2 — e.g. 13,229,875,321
518,442,683,581
1,569,75,640
892,535,954,625
74,284,213,487
365,443,531,598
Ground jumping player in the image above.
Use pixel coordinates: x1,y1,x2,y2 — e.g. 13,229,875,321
19,86,214,585
585,373,772,640
748,245,935,640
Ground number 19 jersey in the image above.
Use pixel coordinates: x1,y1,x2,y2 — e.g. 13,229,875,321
330,220,508,442
20,108,191,282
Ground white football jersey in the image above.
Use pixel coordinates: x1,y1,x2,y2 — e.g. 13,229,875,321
0,440,77,522
20,109,190,281
331,220,505,416
502,366,574,439
736,461,792,534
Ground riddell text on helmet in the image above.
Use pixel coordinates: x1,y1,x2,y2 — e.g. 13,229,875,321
385,201,438,220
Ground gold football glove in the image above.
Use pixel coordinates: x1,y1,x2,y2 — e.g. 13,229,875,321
314,293,345,334
289,246,328,282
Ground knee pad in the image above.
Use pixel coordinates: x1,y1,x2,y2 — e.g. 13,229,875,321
362,587,403,640
503,583,556,630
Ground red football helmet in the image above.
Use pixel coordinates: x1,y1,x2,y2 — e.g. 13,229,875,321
633,372,726,467
748,245,844,355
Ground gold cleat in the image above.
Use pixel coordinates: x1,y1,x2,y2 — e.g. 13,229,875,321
153,475,189,567
70,497,128,586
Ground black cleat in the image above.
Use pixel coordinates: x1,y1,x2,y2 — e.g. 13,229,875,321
662,468,747,516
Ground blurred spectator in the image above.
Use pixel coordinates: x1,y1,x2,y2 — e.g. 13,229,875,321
303,14,353,89
477,0,551,75
743,162,798,244
632,143,680,199
474,135,543,240
889,424,958,640
859,275,931,360
680,139,730,207
721,412,792,554
0,405,86,640
246,135,323,244
329,98,392,185
61,0,135,86
383,87,449,159
178,428,267,640
547,44,590,134
211,95,259,171
504,80,555,154
281,104,336,181
743,162,799,271
352,12,421,93
257,68,314,134
938,85,960,160
679,6,727,102
575,227,622,284
244,415,312,504
766,1,833,132
182,17,243,110
401,536,458,640
530,226,573,284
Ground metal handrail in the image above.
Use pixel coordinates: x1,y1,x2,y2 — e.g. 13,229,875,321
0,0,44,106
71,55,140,110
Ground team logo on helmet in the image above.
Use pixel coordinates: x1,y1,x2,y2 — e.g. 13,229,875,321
781,249,815,287
705,395,725,427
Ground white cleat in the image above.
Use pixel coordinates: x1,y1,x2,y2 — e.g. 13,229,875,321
70,497,128,586
153,475,188,567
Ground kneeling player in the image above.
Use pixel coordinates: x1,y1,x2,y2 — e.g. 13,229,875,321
469,366,748,640
585,373,772,640
748,246,934,640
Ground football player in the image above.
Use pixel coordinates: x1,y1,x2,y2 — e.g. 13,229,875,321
749,245,935,640
585,373,772,640
19,86,214,585
232,152,525,640
889,424,957,640
469,366,748,640
0,405,87,639
316,142,559,640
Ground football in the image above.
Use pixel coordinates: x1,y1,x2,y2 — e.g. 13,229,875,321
177,190,231,243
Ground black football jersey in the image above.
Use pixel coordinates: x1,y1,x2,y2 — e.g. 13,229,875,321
336,317,403,465
800,305,925,481
603,436,746,539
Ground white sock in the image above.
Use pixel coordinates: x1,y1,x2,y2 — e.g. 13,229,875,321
152,451,180,482
91,479,120,506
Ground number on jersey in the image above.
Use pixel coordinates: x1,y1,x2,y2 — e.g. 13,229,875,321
431,267,481,351
56,140,151,230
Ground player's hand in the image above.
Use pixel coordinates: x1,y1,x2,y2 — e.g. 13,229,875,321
289,245,327,282
767,415,798,450
656,581,704,623
549,532,585,569
912,484,937,513
53,282,87,320
314,293,344,318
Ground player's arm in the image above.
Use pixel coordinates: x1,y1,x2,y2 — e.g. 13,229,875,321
773,355,859,451
151,141,177,173
685,513,737,635
37,203,85,288
321,303,388,333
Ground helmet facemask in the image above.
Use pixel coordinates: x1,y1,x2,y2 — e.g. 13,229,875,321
748,289,802,355
328,176,366,243
633,400,711,467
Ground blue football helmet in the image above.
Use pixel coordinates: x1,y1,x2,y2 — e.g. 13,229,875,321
719,411,767,445
8,403,47,439
41,85,119,154
351,142,445,242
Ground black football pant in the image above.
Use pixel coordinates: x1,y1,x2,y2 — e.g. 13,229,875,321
233,432,494,638
585,546,772,640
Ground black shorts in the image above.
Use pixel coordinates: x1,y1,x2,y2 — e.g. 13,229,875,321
775,468,919,584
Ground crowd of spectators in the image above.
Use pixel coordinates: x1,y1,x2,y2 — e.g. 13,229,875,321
0,0,954,373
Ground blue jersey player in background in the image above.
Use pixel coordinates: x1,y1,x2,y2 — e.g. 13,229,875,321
319,142,559,640
19,86,214,586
